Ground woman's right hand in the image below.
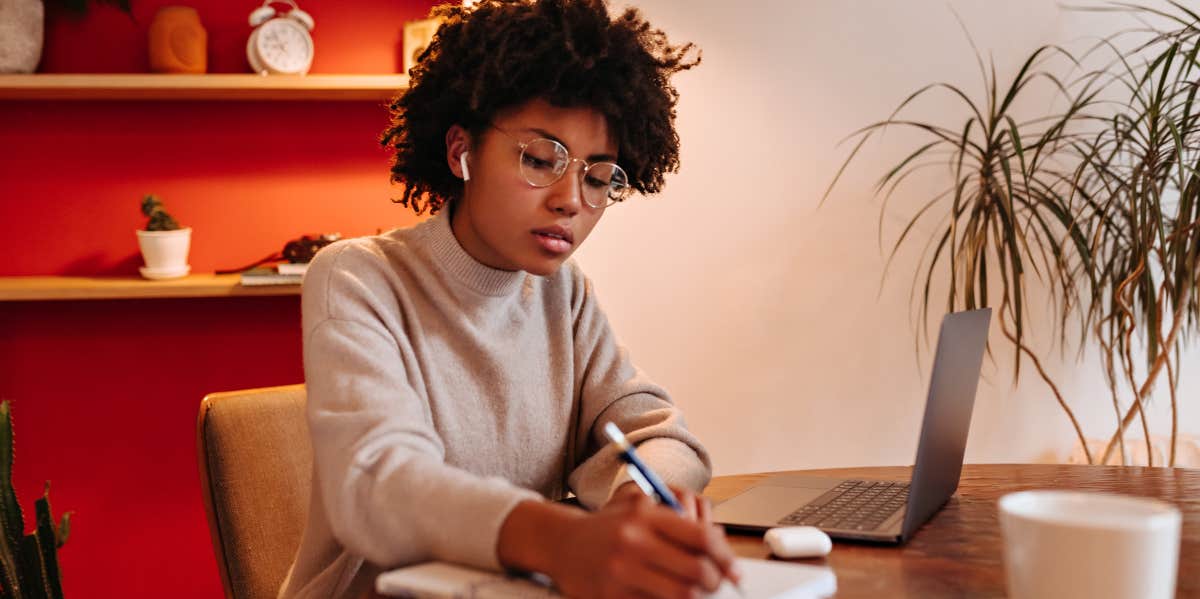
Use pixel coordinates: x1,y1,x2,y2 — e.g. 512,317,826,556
546,491,741,599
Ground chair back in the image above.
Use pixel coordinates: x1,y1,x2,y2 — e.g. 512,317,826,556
197,384,310,599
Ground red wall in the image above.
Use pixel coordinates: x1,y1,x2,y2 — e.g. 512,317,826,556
0,1,436,597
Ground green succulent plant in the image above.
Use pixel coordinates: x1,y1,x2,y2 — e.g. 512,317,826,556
140,195,181,232
0,401,71,599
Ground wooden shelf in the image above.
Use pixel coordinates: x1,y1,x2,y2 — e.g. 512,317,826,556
0,73,409,101
0,274,300,301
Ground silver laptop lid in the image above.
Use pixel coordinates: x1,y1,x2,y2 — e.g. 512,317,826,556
899,308,991,540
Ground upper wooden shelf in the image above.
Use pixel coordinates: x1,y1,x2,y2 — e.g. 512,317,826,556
0,73,409,101
0,274,300,301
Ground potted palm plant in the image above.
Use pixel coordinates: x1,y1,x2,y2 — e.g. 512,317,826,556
136,194,191,280
824,2,1199,466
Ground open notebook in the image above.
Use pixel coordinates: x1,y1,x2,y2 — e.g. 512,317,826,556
376,557,836,599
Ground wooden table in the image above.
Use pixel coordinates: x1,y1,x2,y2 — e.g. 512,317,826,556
706,464,1200,598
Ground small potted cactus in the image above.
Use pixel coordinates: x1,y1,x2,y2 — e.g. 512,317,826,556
135,194,191,280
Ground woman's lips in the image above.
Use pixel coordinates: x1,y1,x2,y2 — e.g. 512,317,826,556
532,225,574,255
533,231,572,254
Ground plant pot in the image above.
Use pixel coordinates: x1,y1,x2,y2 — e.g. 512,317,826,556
149,6,207,74
0,0,44,74
136,228,192,280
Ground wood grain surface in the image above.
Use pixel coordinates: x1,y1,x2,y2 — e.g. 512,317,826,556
0,74,409,101
709,464,1199,598
0,274,300,300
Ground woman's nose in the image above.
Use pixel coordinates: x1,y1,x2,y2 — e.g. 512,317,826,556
546,161,586,215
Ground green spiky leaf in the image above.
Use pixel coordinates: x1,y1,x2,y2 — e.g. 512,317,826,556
54,513,70,550
0,402,25,598
34,484,63,599
17,535,44,599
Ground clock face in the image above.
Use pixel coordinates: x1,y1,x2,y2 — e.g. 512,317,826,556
251,18,313,74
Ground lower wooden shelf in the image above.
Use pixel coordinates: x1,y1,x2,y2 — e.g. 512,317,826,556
0,274,300,301
0,73,409,101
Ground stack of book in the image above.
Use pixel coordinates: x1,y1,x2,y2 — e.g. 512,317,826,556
239,262,308,286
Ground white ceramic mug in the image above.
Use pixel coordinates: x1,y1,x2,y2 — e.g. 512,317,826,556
998,490,1181,599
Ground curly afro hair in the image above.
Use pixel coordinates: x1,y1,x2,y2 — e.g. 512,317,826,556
380,0,700,215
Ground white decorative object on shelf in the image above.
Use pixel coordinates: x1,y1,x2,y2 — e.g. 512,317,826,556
136,195,191,280
139,264,191,280
136,228,192,280
0,0,43,74
247,0,314,75
403,16,441,76
275,262,308,276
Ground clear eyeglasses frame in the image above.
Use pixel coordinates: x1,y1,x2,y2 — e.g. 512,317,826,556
489,124,631,209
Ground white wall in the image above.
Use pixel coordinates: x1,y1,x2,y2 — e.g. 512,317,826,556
575,0,1200,476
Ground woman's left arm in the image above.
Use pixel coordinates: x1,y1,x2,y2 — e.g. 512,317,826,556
563,267,712,509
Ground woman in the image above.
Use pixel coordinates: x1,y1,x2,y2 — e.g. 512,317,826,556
279,1,740,597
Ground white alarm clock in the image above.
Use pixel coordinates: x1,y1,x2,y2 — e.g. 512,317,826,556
246,0,315,75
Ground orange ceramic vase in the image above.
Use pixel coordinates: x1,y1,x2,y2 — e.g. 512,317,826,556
148,6,207,74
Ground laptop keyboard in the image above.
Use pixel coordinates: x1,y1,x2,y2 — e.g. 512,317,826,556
778,479,909,531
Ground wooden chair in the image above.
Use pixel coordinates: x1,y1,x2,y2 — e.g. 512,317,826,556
197,384,310,599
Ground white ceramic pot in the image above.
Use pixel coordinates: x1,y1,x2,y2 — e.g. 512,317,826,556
136,228,192,280
0,0,44,74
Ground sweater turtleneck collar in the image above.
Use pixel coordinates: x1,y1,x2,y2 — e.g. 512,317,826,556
419,210,528,297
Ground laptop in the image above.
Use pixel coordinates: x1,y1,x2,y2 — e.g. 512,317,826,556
712,308,991,543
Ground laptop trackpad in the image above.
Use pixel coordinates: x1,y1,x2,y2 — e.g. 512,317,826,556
714,485,829,527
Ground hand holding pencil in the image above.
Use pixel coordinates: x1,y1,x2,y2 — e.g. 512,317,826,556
497,423,744,599
604,423,746,597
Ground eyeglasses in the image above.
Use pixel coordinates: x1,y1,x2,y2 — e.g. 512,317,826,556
489,124,631,209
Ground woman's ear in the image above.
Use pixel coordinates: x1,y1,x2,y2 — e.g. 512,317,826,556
445,125,472,181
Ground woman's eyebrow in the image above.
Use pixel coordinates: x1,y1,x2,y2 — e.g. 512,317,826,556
526,127,618,162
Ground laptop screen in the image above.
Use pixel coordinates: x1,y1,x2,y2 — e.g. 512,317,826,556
900,308,991,540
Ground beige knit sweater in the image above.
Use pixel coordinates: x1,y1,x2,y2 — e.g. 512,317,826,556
277,212,712,599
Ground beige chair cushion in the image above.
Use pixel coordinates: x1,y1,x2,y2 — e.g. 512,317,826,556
198,384,311,599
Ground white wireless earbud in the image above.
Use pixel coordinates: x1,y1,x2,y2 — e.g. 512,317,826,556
459,151,471,181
